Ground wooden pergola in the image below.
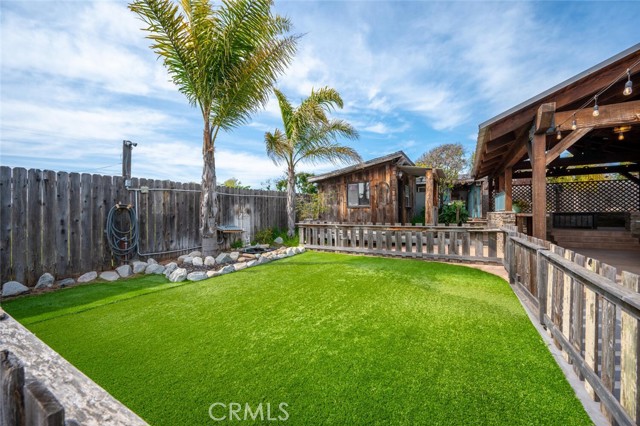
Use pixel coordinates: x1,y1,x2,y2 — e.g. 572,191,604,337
473,44,640,239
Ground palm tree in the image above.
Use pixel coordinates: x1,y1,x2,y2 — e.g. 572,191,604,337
129,0,297,255
265,87,361,237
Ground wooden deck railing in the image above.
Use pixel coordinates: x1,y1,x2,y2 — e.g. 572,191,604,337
297,222,504,263
504,229,640,426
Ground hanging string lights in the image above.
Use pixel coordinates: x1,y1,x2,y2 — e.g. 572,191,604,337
554,57,639,133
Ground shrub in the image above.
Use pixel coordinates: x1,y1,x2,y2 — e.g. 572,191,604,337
254,228,274,244
439,201,469,225
296,193,327,221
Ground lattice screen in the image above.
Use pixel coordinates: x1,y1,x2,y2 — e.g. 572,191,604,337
492,179,639,213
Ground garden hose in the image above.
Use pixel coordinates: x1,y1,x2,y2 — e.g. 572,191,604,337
105,203,139,262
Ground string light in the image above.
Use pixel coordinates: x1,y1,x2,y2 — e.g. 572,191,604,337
556,127,562,140
571,116,577,130
554,57,640,132
624,69,633,96
619,133,625,141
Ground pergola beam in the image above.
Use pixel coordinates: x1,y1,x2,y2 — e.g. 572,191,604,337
531,133,547,239
513,163,640,178
545,127,594,165
535,102,556,134
554,100,640,131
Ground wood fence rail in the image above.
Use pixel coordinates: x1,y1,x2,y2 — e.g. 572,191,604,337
297,222,504,263
504,229,640,426
0,166,288,286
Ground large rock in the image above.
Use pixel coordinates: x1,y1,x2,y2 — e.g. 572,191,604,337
169,268,187,283
177,254,188,263
77,271,98,283
216,252,233,264
258,244,270,250
182,256,194,265
247,260,258,267
229,251,240,262
163,262,178,278
116,265,132,278
233,262,248,271
188,251,202,258
2,281,29,297
192,257,204,267
147,258,158,265
35,273,55,290
219,265,235,275
56,278,75,288
132,261,147,274
100,271,119,282
274,237,284,244
187,271,208,282
206,270,218,278
204,256,216,267
257,256,270,265
145,264,165,275
286,247,296,256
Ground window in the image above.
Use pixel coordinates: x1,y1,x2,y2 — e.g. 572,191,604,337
347,182,370,207
405,185,411,207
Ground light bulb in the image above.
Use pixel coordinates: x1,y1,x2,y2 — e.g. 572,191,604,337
571,118,577,130
556,129,562,140
618,133,624,141
624,79,633,96
593,104,599,117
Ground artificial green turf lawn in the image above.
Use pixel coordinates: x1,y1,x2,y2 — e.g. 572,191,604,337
3,252,590,425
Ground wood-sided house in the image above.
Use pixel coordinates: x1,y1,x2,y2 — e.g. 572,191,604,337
308,151,443,225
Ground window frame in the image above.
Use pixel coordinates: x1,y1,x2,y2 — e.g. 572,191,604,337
346,182,371,208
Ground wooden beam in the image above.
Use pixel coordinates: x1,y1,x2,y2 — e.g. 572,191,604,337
505,167,512,211
531,133,547,239
545,127,593,165
495,124,532,174
425,169,434,225
514,164,640,178
620,171,640,185
535,102,556,134
554,100,640,131
488,51,640,140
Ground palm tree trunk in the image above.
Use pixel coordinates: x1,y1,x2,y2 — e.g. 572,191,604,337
201,121,218,256
286,166,296,237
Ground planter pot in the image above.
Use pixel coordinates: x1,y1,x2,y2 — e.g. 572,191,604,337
513,206,521,213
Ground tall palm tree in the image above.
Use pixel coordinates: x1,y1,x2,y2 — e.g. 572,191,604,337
265,87,361,237
130,0,297,255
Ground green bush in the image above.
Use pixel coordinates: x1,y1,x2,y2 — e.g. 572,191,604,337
439,201,469,225
411,209,426,225
254,228,274,244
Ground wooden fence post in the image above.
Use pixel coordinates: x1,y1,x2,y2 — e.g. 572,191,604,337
620,271,640,423
1,350,25,425
24,380,65,426
536,248,549,325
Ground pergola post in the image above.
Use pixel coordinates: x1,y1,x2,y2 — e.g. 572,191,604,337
425,169,434,225
531,133,547,239
505,167,513,211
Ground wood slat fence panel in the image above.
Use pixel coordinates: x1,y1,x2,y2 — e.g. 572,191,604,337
0,167,288,286
297,222,504,264
507,229,640,426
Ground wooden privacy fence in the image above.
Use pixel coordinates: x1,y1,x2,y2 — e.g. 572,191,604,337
0,350,78,426
298,222,504,263
504,229,640,426
0,167,287,286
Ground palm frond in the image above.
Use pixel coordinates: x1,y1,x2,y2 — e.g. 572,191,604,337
295,144,362,166
265,128,290,166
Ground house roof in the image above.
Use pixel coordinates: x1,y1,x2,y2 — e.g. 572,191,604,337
472,43,640,179
308,151,414,183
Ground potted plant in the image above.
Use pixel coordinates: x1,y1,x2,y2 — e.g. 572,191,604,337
512,199,529,213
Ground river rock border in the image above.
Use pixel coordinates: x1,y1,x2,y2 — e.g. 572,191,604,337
1,247,306,297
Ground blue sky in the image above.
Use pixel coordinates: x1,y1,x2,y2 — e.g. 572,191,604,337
1,1,639,188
